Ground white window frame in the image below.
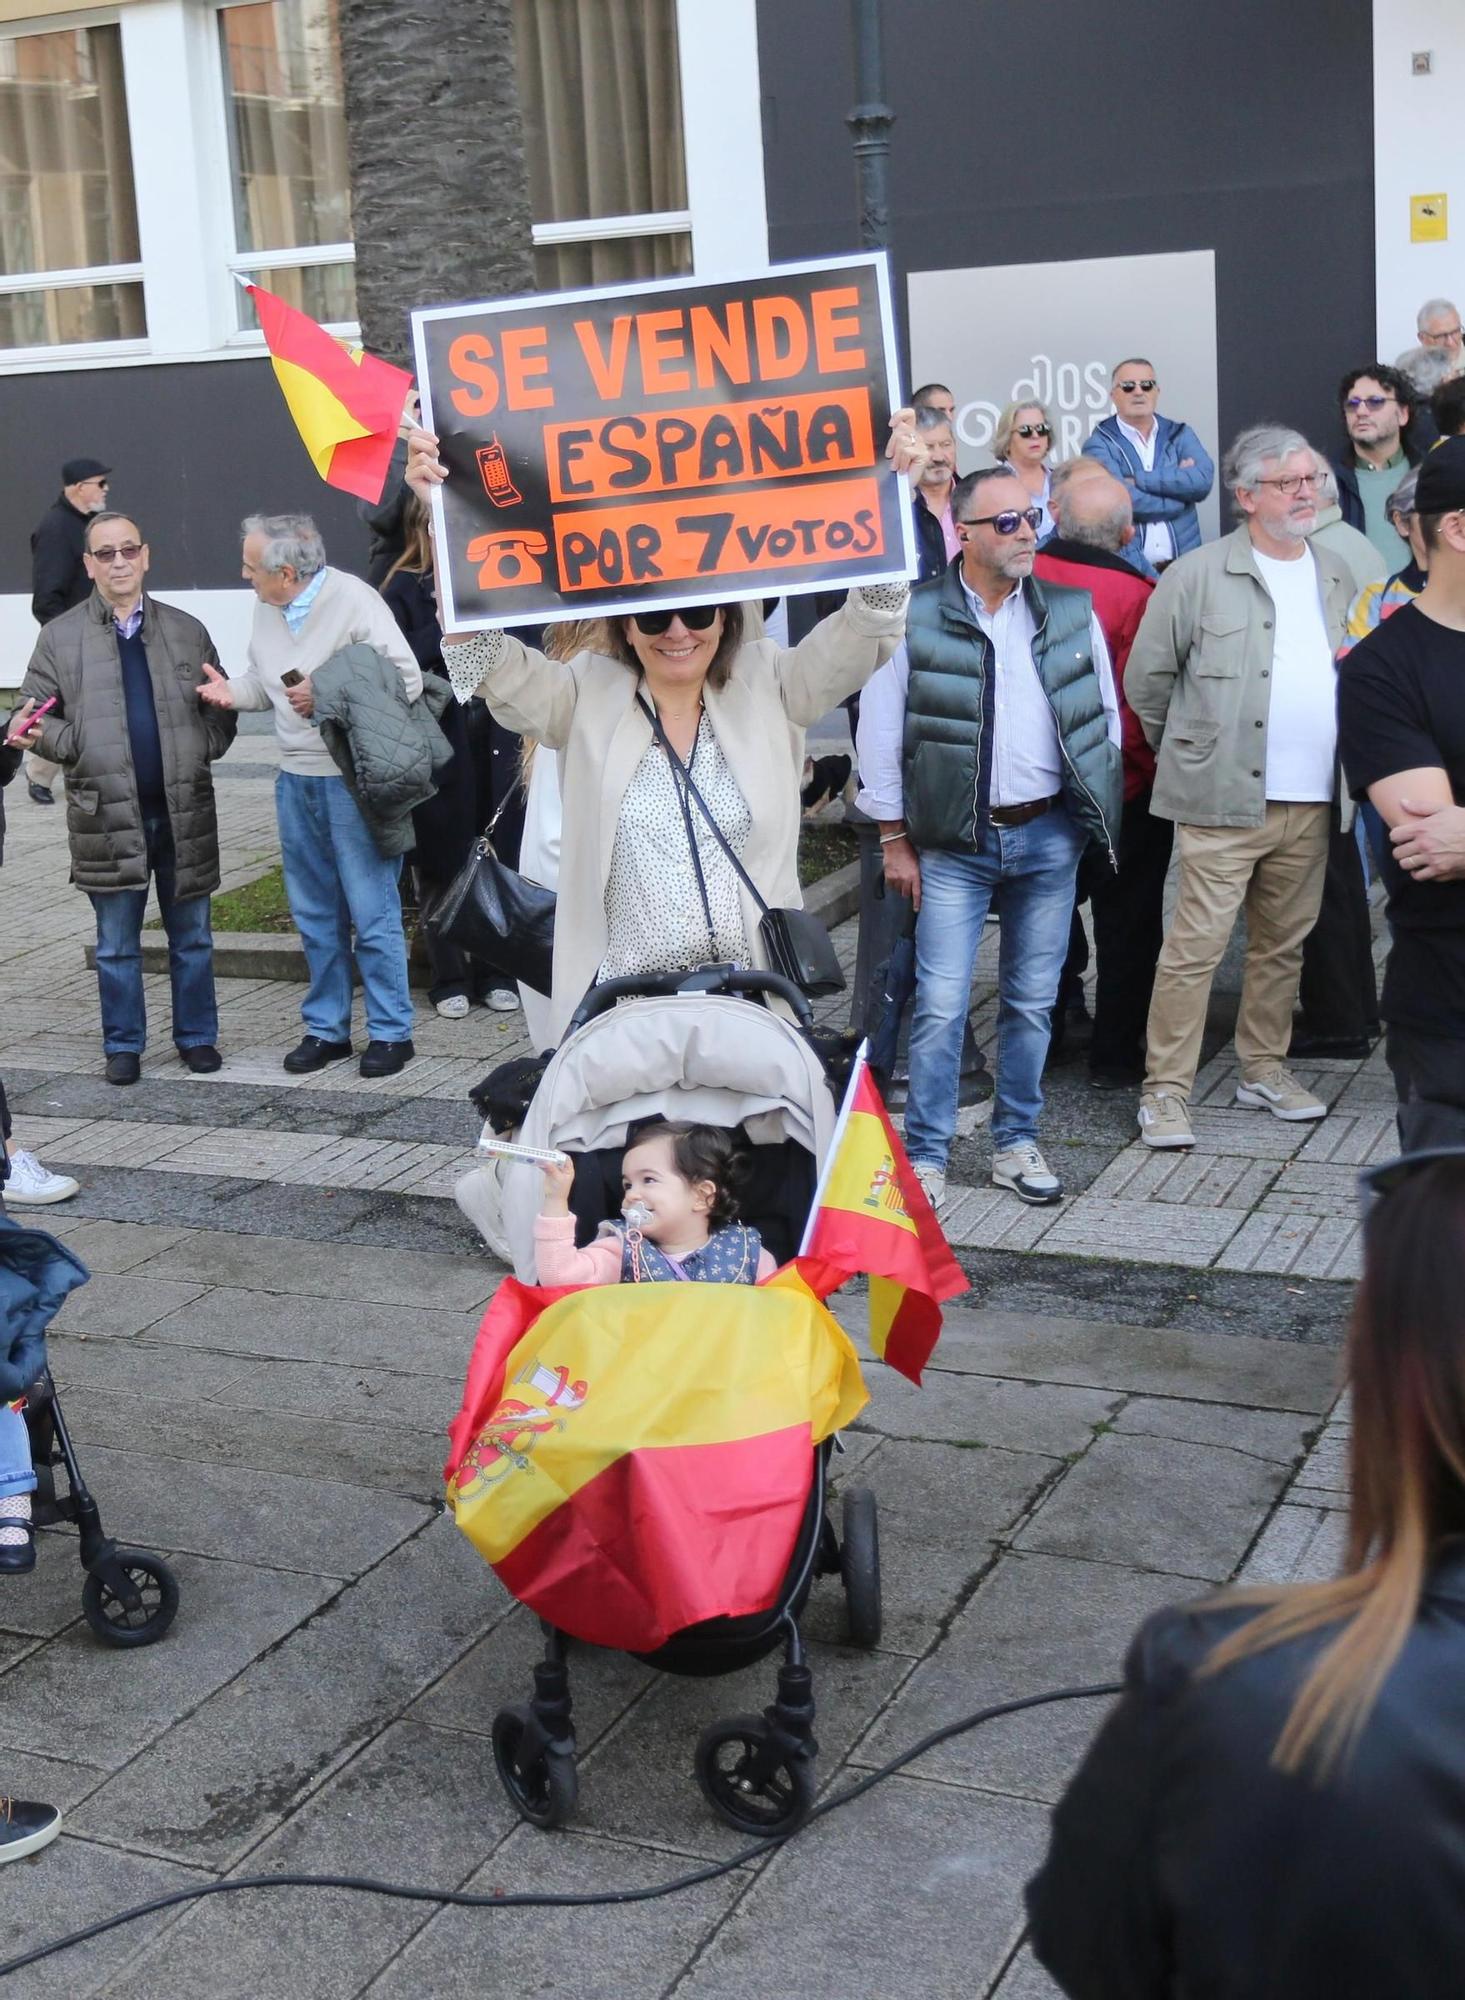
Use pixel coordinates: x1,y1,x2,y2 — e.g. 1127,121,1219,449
0,0,768,374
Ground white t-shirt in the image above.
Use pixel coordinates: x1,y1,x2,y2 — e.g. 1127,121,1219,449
1253,547,1336,802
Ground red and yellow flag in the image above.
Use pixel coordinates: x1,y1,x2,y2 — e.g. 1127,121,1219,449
796,1049,968,1385
445,1276,868,1651
246,281,412,504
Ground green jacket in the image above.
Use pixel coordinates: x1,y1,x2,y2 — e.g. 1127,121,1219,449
311,642,455,857
1126,526,1355,830
901,561,1120,858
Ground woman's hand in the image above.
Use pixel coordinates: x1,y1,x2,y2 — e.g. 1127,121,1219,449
3,698,44,750
197,664,237,710
406,425,447,503
886,407,931,485
538,1155,575,1213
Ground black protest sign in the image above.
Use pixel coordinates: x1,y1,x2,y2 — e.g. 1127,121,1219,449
411,253,915,630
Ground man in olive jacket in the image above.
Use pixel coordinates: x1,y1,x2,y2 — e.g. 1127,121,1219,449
1125,425,1354,1151
18,512,237,1085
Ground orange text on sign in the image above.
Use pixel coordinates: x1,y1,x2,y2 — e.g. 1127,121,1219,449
551,477,886,592
543,390,874,505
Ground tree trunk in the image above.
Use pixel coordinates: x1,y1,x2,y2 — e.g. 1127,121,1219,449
338,0,535,368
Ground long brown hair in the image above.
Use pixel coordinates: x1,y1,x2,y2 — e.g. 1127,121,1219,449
382,493,433,587
1204,1155,1465,1775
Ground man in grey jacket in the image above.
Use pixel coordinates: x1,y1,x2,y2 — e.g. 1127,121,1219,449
18,512,236,1086
1126,427,1354,1149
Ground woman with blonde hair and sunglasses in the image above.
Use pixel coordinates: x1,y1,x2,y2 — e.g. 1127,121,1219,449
405,416,927,1043
1026,1146,1465,1998
994,399,1056,538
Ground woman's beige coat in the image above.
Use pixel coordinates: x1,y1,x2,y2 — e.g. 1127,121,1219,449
474,593,906,1042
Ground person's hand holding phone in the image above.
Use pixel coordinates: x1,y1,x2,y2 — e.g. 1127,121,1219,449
3,697,48,750
282,669,315,719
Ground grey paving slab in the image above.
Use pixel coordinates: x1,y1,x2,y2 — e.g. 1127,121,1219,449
49,1272,210,1339
48,1439,429,1577
0,1743,109,1812
1015,1432,1291,1581
0,1551,333,1772
207,1354,465,1430
362,1823,746,2000
408,1601,656,1748
923,1306,1339,1410
1240,1501,1348,1584
0,1836,214,2000
1111,1396,1318,1464
670,1774,1048,2000
96,1721,522,2000
0,1530,95,1638
131,1229,497,1311
39,1217,198,1274
69,1514,510,1869
1036,1197,1245,1269
46,1334,252,1404
578,1637,908,1861
856,1552,1183,1805
1291,1423,1349,1494
855,1366,1118,1459
141,1284,481,1376
60,1388,445,1508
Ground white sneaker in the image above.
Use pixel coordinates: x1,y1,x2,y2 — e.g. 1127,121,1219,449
912,1163,947,1213
991,1142,1063,1205
435,994,470,1019
3,1149,79,1206
1137,1091,1195,1150
1235,1066,1326,1122
485,989,520,1013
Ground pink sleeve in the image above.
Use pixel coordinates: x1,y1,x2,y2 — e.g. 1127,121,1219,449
533,1214,622,1288
756,1247,778,1281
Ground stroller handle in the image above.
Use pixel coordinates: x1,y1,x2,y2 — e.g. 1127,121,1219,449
567,964,815,1034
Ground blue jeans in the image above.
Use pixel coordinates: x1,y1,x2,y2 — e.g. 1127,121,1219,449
275,772,415,1044
0,1403,35,1498
89,815,218,1056
905,809,1086,1163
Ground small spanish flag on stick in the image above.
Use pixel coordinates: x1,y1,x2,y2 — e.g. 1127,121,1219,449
796,1044,968,1385
243,278,412,505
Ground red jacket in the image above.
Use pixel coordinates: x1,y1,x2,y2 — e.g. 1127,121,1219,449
1034,540,1156,802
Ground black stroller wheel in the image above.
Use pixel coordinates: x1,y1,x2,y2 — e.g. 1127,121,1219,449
81,1551,179,1648
492,1703,578,1829
694,1714,816,1836
839,1487,882,1649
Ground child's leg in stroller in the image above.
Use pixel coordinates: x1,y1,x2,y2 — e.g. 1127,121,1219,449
0,1403,37,1548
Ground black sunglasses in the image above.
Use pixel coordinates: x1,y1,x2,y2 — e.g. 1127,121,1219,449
630,605,722,635
1015,423,1051,438
1116,378,1157,392
959,507,1043,537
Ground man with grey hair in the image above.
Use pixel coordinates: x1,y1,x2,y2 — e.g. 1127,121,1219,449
198,514,424,1076
1083,359,1214,568
911,404,960,580
1414,297,1463,374
1306,451,1388,595
1125,425,1355,1147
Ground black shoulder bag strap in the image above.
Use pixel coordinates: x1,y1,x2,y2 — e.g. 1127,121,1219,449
636,691,720,959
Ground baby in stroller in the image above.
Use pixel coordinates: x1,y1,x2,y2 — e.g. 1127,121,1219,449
534,1118,777,1286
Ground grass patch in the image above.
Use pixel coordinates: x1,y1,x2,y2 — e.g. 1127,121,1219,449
797,820,858,889
207,863,296,934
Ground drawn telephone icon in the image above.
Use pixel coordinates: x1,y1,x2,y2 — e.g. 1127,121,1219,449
467,530,550,589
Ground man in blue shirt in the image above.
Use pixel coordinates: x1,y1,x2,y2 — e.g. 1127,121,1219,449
1084,360,1215,567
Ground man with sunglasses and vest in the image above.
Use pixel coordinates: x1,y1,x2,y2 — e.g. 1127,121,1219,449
856,467,1122,1208
1084,360,1214,572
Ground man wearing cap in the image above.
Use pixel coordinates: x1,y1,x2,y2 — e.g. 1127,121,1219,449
26,457,112,805
1338,437,1465,1145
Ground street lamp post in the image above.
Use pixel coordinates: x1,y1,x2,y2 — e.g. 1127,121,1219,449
847,0,894,249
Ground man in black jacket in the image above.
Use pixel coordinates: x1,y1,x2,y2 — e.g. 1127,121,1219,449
1330,364,1422,566
26,457,112,805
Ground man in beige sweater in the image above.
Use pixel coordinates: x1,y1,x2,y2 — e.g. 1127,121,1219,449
199,513,423,1076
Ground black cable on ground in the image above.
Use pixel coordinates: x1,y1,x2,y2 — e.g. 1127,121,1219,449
0,1679,1122,1980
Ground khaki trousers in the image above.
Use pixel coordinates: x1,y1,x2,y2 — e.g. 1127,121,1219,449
23,750,59,789
1144,802,1331,1098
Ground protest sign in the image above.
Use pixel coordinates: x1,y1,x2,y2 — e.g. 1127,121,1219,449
411,252,915,631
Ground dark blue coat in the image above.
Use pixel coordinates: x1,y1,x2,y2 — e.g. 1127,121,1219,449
1084,414,1214,556
0,1213,90,1398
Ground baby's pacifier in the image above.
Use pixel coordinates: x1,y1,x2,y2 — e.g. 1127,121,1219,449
623,1199,652,1233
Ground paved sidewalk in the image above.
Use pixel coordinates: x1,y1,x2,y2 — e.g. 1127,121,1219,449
0,744,1361,1996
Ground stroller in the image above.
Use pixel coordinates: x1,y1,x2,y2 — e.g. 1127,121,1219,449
0,1215,179,1648
467,966,882,1838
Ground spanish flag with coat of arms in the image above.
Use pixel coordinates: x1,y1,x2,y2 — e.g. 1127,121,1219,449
445,1275,867,1652
796,1045,969,1385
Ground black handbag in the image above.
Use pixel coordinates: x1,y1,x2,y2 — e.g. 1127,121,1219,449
422,795,556,996
637,695,846,1000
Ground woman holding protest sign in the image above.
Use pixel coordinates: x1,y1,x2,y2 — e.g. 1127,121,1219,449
405,411,926,1043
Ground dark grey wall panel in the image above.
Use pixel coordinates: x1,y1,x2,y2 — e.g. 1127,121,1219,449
755,0,1375,458
0,359,368,594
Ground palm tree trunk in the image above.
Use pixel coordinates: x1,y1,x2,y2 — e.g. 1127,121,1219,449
338,0,535,367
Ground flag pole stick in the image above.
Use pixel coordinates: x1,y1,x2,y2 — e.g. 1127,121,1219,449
798,1038,869,1256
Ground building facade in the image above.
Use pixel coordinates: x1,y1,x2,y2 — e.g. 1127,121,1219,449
0,0,1454,674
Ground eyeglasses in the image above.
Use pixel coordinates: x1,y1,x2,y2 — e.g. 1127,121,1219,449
1420,327,1463,345
1115,379,1157,392
1015,423,1051,439
1254,473,1326,496
958,507,1044,536
88,542,143,563
1345,394,1396,412
630,604,721,635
